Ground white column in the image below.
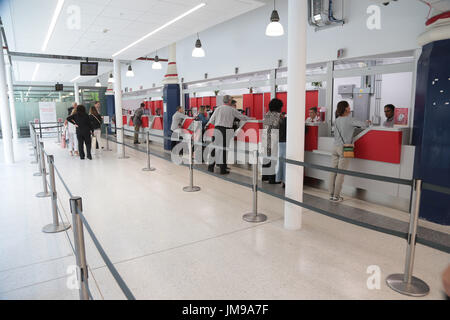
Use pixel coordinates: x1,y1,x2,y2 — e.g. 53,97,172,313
6,63,18,140
0,35,14,163
284,0,307,230
74,82,80,104
113,60,124,155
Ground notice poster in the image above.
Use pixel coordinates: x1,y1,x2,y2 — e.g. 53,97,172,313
39,102,58,136
395,108,409,126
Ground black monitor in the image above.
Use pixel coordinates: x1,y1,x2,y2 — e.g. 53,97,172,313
80,62,98,76
55,83,63,91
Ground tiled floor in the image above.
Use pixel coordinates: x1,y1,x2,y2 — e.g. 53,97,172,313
0,137,448,300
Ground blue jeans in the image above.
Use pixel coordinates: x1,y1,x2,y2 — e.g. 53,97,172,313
276,142,286,183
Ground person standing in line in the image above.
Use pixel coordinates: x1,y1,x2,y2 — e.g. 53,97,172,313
89,106,103,155
206,95,250,175
64,103,79,157
133,103,145,144
276,112,287,188
171,106,188,151
383,104,395,128
262,98,283,184
329,101,371,202
67,105,94,160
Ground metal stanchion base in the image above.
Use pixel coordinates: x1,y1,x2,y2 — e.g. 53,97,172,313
118,156,130,159
143,167,156,172
386,274,430,297
183,186,201,192
30,161,38,164
42,223,71,234
33,172,48,176
36,192,51,198
243,213,268,223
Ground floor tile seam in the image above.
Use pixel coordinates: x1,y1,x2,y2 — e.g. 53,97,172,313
0,273,71,295
0,254,74,274
90,217,284,271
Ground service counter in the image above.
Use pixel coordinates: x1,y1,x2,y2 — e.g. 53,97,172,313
122,115,165,144
304,126,414,211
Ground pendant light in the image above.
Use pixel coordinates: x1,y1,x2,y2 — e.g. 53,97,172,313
95,79,101,87
192,33,205,58
265,0,284,37
126,65,134,77
152,52,162,70
108,73,114,83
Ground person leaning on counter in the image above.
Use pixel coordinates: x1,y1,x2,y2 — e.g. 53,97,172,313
329,101,371,202
170,106,188,150
306,107,321,123
383,104,395,128
206,95,250,175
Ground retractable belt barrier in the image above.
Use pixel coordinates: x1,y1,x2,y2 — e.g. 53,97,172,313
29,128,135,301
104,123,450,298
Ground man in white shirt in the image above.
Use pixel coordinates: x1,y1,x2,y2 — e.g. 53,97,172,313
206,95,249,174
170,106,188,150
306,107,321,123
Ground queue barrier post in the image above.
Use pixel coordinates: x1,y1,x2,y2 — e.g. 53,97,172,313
56,120,61,144
36,142,51,198
118,127,130,160
30,125,39,164
105,124,112,152
243,149,267,223
42,155,71,233
69,197,90,300
33,137,46,176
386,179,430,297
142,131,156,172
183,134,201,193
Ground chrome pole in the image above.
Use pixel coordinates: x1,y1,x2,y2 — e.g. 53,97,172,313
69,197,90,300
243,149,267,223
118,128,129,159
143,131,156,172
183,135,200,192
42,155,71,233
105,124,112,151
56,120,61,144
30,125,38,164
33,132,44,175
36,142,51,198
386,179,430,297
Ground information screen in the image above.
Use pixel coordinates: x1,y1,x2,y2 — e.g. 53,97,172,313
80,62,98,76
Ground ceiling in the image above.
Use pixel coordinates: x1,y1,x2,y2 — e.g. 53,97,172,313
1,0,267,84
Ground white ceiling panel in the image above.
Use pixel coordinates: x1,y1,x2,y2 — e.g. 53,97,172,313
2,0,267,82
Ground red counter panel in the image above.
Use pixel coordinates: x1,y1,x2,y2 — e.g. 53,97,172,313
141,116,149,128
152,117,164,130
236,122,262,143
182,118,194,133
305,126,319,151
354,130,403,164
122,115,128,125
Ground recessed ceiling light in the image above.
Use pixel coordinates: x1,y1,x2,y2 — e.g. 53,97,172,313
42,0,65,52
31,64,40,81
112,3,206,57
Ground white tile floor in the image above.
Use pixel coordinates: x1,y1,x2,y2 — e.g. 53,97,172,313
0,137,448,300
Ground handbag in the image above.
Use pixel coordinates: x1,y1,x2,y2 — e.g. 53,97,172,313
336,123,355,158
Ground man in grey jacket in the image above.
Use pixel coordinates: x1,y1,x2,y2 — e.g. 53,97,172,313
133,103,145,144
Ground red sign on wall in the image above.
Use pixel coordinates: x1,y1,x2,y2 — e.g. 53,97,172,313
395,108,408,125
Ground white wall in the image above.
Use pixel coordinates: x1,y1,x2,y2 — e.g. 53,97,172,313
86,0,428,93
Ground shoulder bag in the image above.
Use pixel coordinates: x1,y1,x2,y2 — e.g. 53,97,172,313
335,123,355,158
